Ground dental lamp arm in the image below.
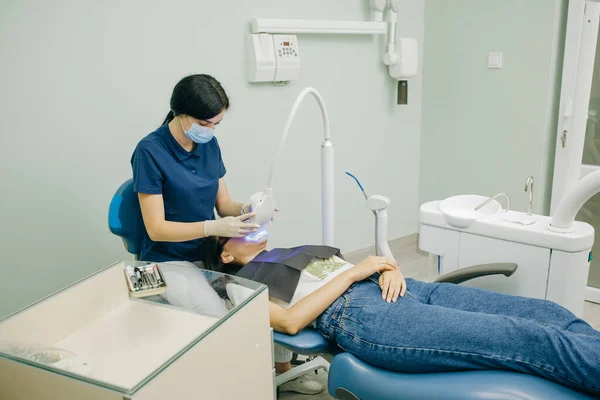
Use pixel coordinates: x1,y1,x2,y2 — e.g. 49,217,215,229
383,0,400,66
371,0,386,22
265,88,331,190
254,87,334,245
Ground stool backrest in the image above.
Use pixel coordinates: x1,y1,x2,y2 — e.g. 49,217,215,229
108,179,144,257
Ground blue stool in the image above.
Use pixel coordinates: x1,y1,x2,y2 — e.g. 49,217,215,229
108,179,593,399
108,179,144,258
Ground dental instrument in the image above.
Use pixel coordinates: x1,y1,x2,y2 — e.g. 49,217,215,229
247,87,334,245
346,172,395,262
126,266,139,290
123,263,167,297
134,267,142,284
474,193,511,212
145,266,157,288
152,265,162,285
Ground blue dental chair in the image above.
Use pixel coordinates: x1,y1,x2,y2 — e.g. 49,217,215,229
275,328,594,400
108,179,594,400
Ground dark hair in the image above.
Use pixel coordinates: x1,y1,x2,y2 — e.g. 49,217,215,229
161,74,230,126
209,275,236,300
198,237,244,276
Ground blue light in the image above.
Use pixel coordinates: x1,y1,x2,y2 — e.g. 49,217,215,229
245,229,269,242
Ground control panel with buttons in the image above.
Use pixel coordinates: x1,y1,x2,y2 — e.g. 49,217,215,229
273,35,300,81
246,33,300,83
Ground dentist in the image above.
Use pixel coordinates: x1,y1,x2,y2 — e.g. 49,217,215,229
131,74,258,263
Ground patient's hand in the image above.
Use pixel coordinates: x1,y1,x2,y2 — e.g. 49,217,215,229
347,256,396,283
379,268,406,302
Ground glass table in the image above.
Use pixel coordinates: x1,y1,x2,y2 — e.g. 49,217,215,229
0,261,274,400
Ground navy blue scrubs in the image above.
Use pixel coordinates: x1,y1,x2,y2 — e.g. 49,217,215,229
131,123,226,262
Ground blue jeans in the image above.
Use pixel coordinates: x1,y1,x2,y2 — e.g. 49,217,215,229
315,277,600,395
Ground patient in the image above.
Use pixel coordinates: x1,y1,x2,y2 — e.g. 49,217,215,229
198,236,600,396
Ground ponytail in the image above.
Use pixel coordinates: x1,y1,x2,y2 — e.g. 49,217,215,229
162,110,175,126
164,74,230,128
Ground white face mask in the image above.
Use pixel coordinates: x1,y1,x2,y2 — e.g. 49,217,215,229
179,116,214,144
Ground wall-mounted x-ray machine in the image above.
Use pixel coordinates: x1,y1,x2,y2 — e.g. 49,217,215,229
246,0,418,103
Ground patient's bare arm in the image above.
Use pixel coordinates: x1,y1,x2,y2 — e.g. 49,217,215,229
269,256,396,335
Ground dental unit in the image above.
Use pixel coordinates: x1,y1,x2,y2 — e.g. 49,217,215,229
419,168,600,317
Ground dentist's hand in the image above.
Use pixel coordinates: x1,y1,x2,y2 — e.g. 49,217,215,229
346,256,396,283
204,213,260,238
379,268,406,302
240,202,252,215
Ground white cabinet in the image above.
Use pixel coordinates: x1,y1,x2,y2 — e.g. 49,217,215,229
457,233,550,299
0,262,274,400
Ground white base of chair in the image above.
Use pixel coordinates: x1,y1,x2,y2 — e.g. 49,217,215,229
276,356,330,386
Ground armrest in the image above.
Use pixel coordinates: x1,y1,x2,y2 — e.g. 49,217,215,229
434,263,518,285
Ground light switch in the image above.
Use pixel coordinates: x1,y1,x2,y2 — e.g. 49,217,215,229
488,52,503,69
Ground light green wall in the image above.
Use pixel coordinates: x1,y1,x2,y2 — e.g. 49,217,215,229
0,0,424,318
1,0,570,320
420,0,567,214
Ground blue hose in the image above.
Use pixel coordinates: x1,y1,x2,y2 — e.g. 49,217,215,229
345,171,365,192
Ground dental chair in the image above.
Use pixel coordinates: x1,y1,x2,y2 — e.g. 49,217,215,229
274,270,596,400
108,179,593,400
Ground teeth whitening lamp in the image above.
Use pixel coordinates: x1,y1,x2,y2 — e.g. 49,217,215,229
246,87,334,245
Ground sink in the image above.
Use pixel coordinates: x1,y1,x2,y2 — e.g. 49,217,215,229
439,195,502,228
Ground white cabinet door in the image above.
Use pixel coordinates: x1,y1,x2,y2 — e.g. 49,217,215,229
457,233,550,299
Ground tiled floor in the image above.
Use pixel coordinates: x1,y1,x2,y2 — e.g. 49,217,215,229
279,236,600,400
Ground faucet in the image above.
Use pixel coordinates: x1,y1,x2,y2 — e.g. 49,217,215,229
474,193,511,212
525,176,534,215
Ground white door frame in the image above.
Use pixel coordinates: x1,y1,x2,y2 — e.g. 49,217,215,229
551,0,600,303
